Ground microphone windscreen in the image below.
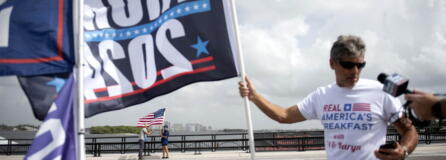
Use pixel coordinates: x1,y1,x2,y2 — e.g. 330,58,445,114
377,73,388,83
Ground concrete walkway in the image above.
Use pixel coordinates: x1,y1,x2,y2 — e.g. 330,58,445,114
2,143,446,160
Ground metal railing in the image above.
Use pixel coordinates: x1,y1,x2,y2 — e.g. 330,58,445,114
1,130,445,156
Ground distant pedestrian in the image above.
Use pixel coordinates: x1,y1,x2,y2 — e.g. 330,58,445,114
138,124,152,160
161,125,170,159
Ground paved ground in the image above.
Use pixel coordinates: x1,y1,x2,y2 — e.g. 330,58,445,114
3,143,446,160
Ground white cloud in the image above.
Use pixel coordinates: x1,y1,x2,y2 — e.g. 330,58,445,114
240,17,309,96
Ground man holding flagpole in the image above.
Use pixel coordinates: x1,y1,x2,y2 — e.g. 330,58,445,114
138,124,152,160
239,35,418,160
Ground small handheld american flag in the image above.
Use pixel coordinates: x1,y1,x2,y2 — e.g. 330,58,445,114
137,108,166,127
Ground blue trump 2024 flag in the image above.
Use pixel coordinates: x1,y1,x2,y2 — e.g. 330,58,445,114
83,0,239,117
25,75,76,160
0,0,74,76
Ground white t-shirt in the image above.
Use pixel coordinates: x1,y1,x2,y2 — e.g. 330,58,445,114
297,79,403,160
139,128,149,140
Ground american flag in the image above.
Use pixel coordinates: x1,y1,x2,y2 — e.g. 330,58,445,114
352,103,371,112
136,108,166,127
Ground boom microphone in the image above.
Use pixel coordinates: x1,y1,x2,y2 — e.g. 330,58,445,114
377,73,412,97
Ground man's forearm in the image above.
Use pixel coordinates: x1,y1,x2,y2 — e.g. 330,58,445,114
400,126,418,154
250,93,289,123
395,119,418,154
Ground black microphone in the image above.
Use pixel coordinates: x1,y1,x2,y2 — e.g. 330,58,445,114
377,73,412,97
377,73,431,128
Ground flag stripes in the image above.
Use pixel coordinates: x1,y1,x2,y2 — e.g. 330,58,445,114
86,56,216,104
352,103,371,112
136,108,166,127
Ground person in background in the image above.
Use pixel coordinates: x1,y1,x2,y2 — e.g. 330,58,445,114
239,35,418,160
405,90,446,120
161,125,170,159
138,124,152,160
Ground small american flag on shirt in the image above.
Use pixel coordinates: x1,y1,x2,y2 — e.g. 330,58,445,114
352,103,371,112
137,108,166,127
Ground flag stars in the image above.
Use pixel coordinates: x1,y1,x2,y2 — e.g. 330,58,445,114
191,36,209,57
83,1,211,42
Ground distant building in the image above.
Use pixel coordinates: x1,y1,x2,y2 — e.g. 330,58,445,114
172,123,185,132
185,123,209,132
167,122,212,132
185,123,195,132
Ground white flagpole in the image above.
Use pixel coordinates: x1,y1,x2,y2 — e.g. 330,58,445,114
162,108,167,126
161,108,167,135
73,0,86,159
229,0,256,159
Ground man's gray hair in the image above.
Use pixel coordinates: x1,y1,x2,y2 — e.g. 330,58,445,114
330,35,366,62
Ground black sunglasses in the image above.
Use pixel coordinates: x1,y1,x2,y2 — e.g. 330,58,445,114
337,61,366,69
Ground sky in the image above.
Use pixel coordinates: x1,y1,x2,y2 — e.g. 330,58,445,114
1,0,446,130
